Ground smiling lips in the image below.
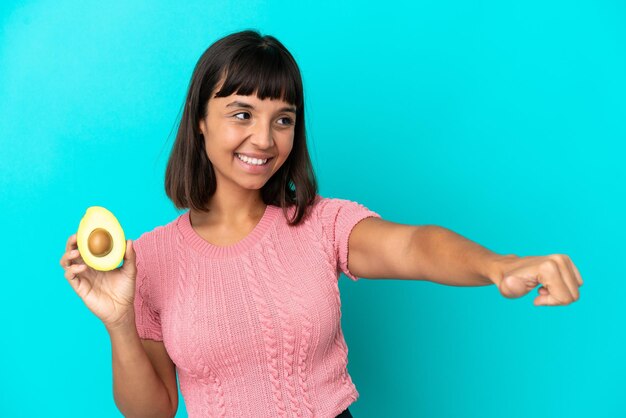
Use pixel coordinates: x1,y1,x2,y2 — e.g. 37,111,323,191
235,152,274,159
235,153,272,166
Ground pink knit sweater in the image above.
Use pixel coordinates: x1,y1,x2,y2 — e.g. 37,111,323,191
132,195,381,418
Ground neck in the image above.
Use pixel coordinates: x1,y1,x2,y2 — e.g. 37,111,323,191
191,185,266,227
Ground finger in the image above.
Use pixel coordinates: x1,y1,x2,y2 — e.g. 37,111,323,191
121,240,137,279
538,286,549,295
61,234,79,269
65,233,78,252
124,240,135,264
65,273,82,292
564,257,582,297
65,263,87,280
64,268,86,295
570,259,583,287
537,260,574,305
60,252,70,269
60,248,80,269
554,256,580,301
499,275,532,298
67,249,81,263
534,293,566,306
64,265,87,293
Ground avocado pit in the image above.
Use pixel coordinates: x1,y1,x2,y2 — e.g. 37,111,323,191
88,227,114,257
77,206,126,271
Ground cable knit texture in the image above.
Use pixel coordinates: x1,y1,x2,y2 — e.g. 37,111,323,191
132,195,381,418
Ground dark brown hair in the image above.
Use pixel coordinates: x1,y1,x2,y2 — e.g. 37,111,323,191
165,29,318,225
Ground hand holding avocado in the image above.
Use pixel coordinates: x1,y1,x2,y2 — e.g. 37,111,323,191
59,207,137,329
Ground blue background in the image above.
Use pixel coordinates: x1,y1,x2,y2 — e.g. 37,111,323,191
1,0,624,417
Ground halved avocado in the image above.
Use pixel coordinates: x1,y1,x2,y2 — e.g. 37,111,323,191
76,206,126,271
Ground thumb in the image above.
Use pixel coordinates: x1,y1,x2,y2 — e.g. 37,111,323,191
499,275,534,299
121,239,137,278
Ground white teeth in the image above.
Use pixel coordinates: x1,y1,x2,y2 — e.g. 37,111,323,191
236,153,268,165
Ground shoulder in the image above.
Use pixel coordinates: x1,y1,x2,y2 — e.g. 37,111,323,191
132,213,183,268
307,194,380,222
131,215,183,306
303,194,381,241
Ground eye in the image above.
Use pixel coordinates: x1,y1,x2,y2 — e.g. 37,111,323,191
233,112,251,120
277,116,294,126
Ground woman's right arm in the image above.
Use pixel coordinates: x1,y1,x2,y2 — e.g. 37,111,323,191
106,310,178,418
60,234,178,418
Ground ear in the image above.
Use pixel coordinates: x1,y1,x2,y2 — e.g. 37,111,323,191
198,118,206,135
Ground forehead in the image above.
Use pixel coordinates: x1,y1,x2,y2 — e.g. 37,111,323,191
210,76,296,110
212,93,296,114
214,92,288,104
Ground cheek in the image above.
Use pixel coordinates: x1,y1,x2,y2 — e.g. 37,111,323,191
279,134,295,155
206,125,243,152
220,125,239,143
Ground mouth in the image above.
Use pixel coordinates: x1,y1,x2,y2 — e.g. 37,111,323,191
234,153,274,167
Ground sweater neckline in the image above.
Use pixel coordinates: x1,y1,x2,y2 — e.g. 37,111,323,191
177,204,281,258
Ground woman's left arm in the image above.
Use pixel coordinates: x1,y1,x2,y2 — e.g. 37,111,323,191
348,218,583,306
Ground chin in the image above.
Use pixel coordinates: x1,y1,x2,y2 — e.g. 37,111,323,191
238,179,268,190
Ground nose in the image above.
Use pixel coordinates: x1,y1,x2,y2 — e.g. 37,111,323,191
249,118,274,149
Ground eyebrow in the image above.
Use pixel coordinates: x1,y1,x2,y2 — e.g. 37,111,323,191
225,100,296,114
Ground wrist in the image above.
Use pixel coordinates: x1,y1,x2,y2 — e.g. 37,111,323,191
104,308,136,335
483,254,520,287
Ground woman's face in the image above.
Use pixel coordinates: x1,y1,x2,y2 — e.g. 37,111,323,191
199,86,296,193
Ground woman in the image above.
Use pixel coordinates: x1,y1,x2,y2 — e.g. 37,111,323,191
59,29,583,418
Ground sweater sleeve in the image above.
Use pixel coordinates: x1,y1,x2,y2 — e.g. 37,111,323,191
314,196,382,281
132,236,163,341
